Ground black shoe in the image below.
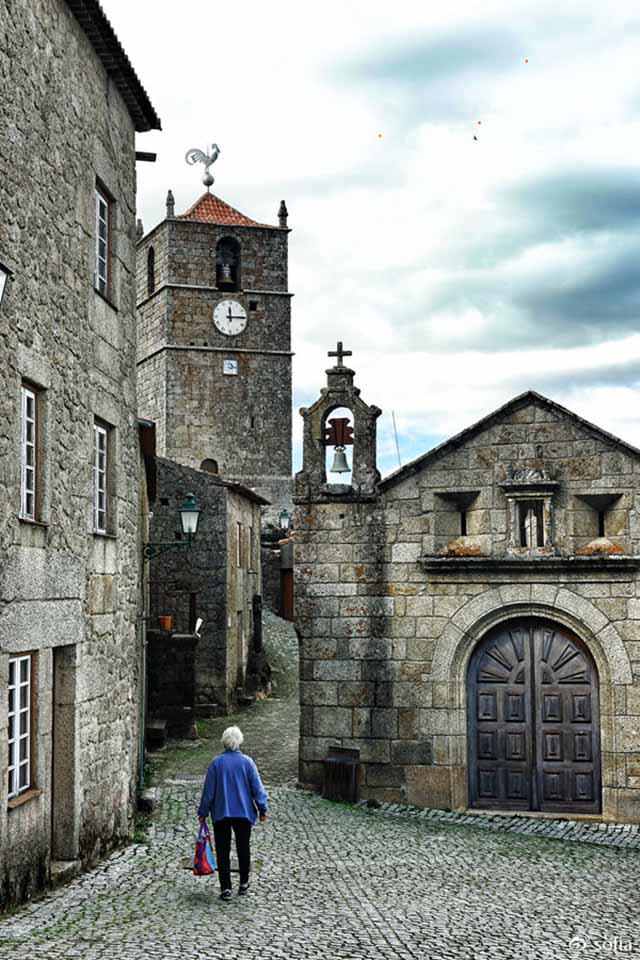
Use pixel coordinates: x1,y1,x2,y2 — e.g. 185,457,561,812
220,889,233,901
238,881,250,895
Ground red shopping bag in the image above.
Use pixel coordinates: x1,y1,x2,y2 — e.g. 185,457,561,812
193,821,216,875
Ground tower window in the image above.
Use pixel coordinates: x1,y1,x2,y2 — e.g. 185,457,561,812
216,238,240,291
249,300,258,312
147,246,155,295
598,511,606,537
460,511,467,536
200,458,219,475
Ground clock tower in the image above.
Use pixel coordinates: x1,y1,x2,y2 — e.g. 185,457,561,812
136,188,292,519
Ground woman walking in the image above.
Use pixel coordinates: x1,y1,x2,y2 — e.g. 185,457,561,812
198,725,268,901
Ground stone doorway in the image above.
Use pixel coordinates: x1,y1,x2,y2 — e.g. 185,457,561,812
467,618,601,814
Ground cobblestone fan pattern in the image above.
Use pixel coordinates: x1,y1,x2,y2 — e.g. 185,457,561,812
1,781,640,960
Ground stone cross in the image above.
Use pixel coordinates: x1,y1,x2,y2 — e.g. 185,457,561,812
328,341,352,368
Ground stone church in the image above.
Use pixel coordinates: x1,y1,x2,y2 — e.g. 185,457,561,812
294,350,640,822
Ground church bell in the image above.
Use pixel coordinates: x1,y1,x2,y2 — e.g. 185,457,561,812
219,262,234,287
330,445,350,474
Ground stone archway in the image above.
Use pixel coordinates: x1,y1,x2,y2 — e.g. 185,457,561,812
467,617,601,813
428,586,632,817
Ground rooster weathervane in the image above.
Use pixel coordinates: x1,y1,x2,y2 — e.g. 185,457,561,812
185,142,220,192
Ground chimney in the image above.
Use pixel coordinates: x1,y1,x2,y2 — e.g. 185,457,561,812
166,189,175,219
278,200,288,229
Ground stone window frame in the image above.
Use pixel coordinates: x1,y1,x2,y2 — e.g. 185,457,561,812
94,183,112,299
147,245,155,296
93,419,116,536
503,484,557,553
236,521,243,568
19,382,38,521
8,653,34,801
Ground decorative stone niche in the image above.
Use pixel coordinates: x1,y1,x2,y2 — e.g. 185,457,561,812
501,468,559,555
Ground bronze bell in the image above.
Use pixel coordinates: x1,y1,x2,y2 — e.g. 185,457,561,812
219,262,233,287
330,445,350,474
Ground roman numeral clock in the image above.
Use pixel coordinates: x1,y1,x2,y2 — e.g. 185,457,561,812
135,146,293,522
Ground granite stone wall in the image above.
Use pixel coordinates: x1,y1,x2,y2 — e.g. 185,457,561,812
0,0,149,906
295,385,640,823
148,458,263,713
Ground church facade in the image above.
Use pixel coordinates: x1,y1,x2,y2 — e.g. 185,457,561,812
136,190,293,523
294,354,640,822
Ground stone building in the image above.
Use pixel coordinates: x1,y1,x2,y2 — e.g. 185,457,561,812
146,457,267,715
0,0,159,906
136,188,293,523
294,351,640,823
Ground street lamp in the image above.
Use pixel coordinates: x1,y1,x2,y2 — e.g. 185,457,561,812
143,492,202,560
279,509,290,533
179,493,201,539
0,259,14,310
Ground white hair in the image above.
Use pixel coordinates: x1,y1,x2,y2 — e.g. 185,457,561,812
221,726,244,751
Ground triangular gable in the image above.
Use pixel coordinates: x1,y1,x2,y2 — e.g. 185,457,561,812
379,390,640,490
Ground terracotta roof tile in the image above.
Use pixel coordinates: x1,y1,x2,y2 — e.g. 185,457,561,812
177,193,273,228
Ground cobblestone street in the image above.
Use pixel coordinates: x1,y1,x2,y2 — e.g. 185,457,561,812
1,613,640,960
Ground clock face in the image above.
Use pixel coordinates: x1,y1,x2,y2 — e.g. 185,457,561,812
214,299,247,336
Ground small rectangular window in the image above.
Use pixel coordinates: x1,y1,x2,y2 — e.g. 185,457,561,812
94,422,108,534
95,187,110,296
519,499,544,547
248,525,253,569
20,385,37,520
236,522,242,567
598,511,606,538
8,654,33,800
460,511,467,537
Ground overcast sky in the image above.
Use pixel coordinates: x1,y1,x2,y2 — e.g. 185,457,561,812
105,0,640,474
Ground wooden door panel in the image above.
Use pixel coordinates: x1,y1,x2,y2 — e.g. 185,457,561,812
468,619,601,814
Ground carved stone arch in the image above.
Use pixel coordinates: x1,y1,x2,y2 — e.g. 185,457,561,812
432,586,632,698
429,586,631,815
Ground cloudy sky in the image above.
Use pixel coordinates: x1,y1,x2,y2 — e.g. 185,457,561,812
105,0,640,475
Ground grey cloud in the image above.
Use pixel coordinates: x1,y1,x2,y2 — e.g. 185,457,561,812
498,168,640,234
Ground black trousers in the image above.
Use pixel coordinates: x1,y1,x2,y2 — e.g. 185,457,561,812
213,817,252,891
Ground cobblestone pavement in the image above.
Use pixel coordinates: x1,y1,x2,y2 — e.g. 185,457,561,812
1,614,640,959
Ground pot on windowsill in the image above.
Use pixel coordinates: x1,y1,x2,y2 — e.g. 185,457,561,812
159,615,173,632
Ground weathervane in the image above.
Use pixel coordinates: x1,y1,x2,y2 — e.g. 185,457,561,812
185,142,220,192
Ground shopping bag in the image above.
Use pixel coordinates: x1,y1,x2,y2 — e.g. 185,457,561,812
193,821,216,875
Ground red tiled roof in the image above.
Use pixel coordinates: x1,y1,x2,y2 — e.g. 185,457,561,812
177,192,272,228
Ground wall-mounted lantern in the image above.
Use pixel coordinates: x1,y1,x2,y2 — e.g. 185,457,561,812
279,509,290,533
144,492,202,560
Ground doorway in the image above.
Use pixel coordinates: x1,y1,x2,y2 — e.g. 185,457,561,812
467,619,601,813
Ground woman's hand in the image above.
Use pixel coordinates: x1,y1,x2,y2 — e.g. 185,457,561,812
198,816,207,823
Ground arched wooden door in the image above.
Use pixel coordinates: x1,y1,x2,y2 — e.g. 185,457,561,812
467,619,601,813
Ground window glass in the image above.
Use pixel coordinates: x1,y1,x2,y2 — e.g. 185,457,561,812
94,423,108,533
20,385,37,520
8,654,32,800
95,189,109,295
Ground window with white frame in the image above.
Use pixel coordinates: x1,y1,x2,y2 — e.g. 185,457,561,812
8,655,33,800
20,384,37,520
236,522,242,567
248,525,254,570
95,187,110,296
94,422,108,533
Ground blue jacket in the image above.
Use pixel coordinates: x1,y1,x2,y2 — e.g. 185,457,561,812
197,749,268,824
